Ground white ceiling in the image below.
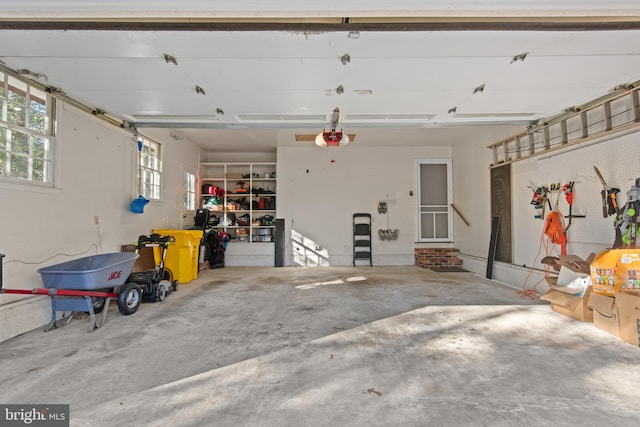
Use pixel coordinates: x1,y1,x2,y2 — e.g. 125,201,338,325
1,1,640,152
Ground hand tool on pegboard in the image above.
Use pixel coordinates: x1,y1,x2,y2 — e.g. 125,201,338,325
563,181,585,233
528,186,542,207
528,186,544,219
529,185,553,219
594,166,620,217
541,185,553,219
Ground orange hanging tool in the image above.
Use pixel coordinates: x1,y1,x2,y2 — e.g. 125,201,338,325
563,182,574,206
544,211,567,255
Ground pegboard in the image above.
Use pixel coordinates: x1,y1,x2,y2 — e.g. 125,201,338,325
512,129,640,265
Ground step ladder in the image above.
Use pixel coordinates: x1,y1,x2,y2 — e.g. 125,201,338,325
353,213,372,266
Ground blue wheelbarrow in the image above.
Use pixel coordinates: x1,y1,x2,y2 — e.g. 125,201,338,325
0,252,141,331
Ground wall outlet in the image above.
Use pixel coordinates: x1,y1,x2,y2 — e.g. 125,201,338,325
94,216,99,225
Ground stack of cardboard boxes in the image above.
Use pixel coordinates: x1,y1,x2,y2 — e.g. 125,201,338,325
589,249,640,346
541,250,640,347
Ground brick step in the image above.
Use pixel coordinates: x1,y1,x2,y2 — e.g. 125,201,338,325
415,247,464,270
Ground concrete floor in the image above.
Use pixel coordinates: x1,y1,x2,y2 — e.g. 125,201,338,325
1,266,640,427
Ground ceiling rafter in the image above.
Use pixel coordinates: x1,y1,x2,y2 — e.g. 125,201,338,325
2,19,640,32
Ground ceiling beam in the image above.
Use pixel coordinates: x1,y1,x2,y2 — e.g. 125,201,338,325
2,18,640,31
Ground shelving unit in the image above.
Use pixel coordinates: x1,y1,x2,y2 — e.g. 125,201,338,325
200,162,276,243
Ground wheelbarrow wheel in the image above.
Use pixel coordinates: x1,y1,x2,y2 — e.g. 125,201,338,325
91,297,106,314
90,288,114,314
117,283,142,315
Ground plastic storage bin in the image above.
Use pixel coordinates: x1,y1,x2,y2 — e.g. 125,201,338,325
153,229,203,284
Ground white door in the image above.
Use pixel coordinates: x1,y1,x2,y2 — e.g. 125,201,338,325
417,159,453,242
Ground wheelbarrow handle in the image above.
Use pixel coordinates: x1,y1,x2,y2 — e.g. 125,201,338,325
0,288,118,298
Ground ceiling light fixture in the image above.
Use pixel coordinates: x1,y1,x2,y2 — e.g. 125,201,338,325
448,107,457,114
473,84,485,94
336,85,344,95
340,54,351,65
348,31,360,39
216,107,224,115
163,54,178,65
315,107,350,147
510,52,528,64
315,130,350,147
195,85,206,95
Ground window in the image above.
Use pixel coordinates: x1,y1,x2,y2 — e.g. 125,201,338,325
138,137,162,200
417,159,453,242
0,72,55,184
183,170,196,210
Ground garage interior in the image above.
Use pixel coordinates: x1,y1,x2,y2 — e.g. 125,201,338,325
2,2,640,426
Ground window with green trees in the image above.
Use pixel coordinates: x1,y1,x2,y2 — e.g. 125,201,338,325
183,170,196,210
0,71,54,184
139,137,162,200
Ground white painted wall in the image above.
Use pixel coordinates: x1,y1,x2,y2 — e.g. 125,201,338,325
0,103,200,342
276,144,453,266
273,126,523,267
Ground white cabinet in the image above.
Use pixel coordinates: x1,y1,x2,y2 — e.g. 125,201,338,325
200,163,276,243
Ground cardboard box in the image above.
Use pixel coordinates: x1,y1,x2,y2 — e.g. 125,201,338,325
225,173,244,179
544,253,594,292
615,291,640,346
541,254,594,321
541,286,593,322
590,249,640,297
122,245,155,272
545,267,591,297
587,291,620,337
557,254,594,275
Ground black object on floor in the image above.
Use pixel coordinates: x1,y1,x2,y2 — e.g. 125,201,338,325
205,230,227,269
486,216,500,279
274,218,285,267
